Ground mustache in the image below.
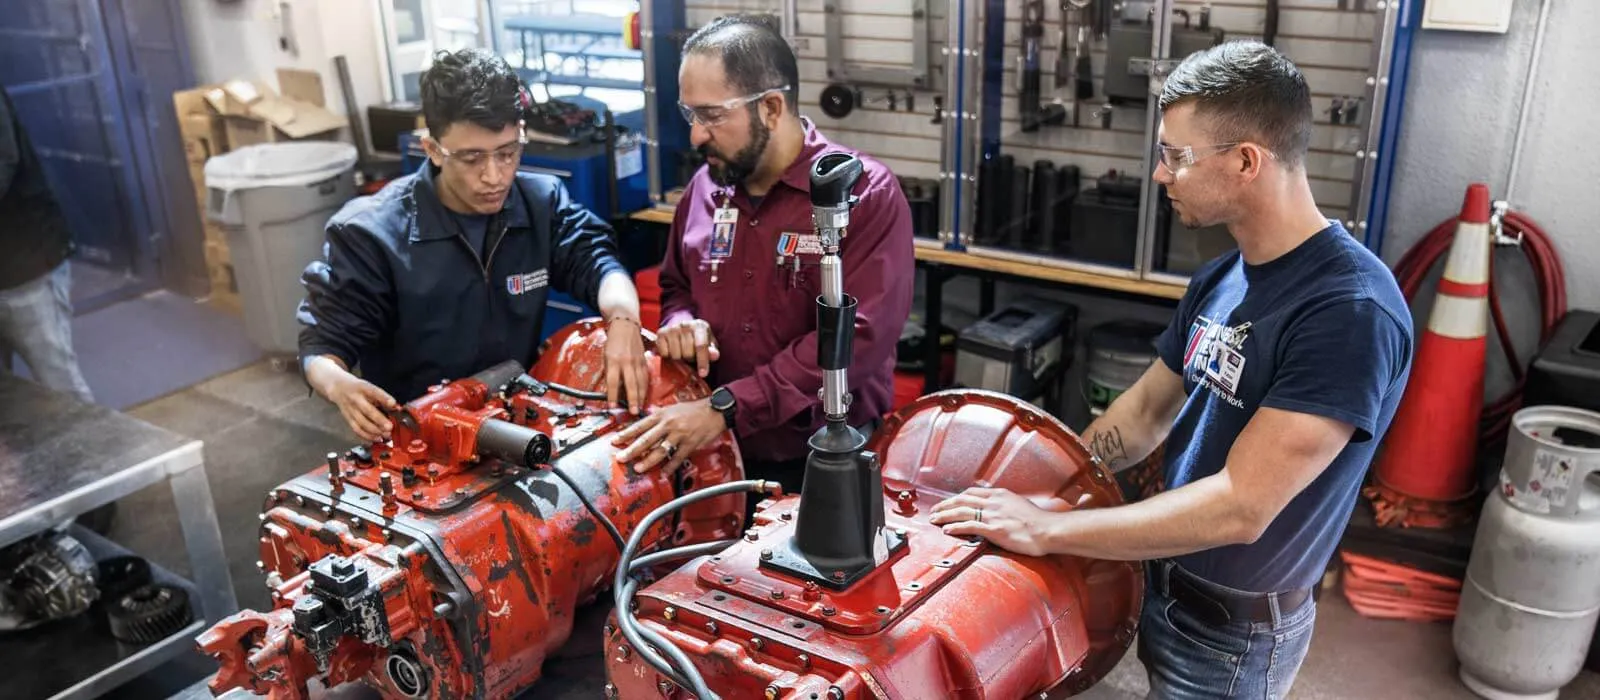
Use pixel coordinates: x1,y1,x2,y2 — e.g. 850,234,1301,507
697,144,723,161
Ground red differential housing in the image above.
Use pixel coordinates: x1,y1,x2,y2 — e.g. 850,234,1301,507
605,390,1143,699
196,321,747,699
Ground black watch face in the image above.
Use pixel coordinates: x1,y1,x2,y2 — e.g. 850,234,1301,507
711,388,734,410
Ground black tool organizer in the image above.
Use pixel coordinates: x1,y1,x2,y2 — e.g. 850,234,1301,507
953,0,1391,283
661,0,1400,289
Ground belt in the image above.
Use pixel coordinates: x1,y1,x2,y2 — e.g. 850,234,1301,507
1154,560,1311,626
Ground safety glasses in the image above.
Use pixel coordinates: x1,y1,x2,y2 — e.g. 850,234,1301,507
677,86,789,127
433,133,528,171
1154,142,1240,171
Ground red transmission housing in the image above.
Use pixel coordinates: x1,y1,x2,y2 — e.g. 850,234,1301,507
196,321,746,699
606,390,1143,699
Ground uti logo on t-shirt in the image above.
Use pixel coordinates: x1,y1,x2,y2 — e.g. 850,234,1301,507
1183,316,1252,409
506,269,549,295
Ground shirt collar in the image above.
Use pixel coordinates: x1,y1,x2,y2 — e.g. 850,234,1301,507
408,163,528,242
775,117,833,194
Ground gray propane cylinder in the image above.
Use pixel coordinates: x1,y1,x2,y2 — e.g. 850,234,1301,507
1454,405,1600,700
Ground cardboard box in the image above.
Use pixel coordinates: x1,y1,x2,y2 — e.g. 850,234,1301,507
171,68,349,313
173,86,228,163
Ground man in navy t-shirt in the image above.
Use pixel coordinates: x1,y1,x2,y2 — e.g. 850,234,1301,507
932,41,1413,698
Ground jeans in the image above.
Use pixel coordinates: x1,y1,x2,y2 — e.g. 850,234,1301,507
1137,562,1318,699
0,262,93,403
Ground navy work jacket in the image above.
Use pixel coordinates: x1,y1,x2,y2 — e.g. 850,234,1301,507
297,163,625,403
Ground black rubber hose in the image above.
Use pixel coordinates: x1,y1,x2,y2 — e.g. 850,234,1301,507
546,381,608,401
543,463,627,552
612,480,778,699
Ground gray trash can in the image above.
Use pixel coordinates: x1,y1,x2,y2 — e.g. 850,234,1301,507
205,142,358,357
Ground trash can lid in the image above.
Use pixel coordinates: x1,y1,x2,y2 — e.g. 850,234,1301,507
205,141,358,191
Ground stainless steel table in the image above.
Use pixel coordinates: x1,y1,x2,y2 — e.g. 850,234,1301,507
0,374,237,699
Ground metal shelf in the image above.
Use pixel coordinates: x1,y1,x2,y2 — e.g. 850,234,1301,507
0,525,205,700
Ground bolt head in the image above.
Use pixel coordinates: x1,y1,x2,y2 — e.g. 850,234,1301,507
705,620,719,635
663,606,676,621
832,570,846,581
760,549,773,560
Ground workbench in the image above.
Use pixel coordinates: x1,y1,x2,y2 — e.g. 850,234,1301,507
0,374,236,700
912,243,1185,392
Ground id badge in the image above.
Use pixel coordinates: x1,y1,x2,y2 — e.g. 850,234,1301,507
1204,343,1246,395
710,207,738,259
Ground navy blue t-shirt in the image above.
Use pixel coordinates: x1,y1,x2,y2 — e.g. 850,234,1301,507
452,212,492,259
1154,222,1414,593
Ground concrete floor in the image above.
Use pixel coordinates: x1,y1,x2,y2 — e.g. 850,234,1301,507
99,358,1600,699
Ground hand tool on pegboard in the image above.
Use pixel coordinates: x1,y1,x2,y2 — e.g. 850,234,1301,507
1020,0,1046,132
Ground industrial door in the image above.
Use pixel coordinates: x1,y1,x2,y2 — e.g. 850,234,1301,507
0,0,194,308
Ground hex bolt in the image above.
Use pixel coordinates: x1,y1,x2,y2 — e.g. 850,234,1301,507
803,581,821,601
832,570,846,582
771,590,786,600
657,680,673,695
604,623,615,637
828,687,844,700
705,621,719,635
765,685,781,700
380,473,397,509
760,549,773,561
663,606,677,622
603,684,618,700
822,605,837,616
326,453,344,492
616,644,632,660
750,637,764,651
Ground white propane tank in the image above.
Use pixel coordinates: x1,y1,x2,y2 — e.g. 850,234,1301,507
1454,405,1600,700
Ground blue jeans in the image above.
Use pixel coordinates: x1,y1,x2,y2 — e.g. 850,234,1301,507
0,262,93,403
1137,562,1318,699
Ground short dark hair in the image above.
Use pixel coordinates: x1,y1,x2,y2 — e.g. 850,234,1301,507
1159,40,1313,167
419,48,524,137
681,15,800,115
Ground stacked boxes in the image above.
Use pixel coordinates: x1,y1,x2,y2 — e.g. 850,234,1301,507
172,68,348,310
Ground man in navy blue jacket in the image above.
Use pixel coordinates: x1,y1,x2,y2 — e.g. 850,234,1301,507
297,49,647,441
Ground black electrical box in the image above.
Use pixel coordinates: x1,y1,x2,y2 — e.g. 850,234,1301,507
954,298,1078,401
1104,9,1225,105
1523,310,1600,412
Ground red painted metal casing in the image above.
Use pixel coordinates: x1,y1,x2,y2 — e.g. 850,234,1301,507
605,390,1143,699
196,321,746,699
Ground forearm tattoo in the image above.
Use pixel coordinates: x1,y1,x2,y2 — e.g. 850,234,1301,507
1086,426,1129,469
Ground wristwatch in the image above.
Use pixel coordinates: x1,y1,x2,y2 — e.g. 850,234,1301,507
709,387,737,430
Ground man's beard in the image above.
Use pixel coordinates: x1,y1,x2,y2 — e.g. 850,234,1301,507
701,117,771,187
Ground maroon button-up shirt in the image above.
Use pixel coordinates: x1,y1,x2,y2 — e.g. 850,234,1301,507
659,120,915,463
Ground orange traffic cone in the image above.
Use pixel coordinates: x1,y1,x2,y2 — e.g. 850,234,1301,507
1365,184,1491,528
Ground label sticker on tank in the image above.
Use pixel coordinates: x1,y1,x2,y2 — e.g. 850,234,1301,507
1528,448,1575,512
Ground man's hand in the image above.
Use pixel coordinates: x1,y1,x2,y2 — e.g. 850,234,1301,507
305,355,398,443
612,398,727,473
929,487,1060,557
604,318,650,414
656,319,720,378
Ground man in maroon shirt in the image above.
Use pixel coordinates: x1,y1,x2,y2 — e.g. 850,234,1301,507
616,15,915,493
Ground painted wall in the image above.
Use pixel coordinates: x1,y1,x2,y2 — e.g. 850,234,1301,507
178,0,387,150
1382,0,1600,396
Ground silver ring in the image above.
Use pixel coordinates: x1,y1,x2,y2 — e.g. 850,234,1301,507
974,508,983,523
